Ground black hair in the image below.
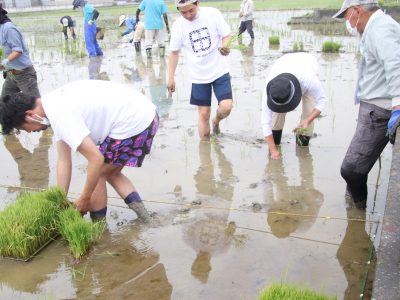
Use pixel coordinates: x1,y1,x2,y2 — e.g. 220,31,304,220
0,93,36,135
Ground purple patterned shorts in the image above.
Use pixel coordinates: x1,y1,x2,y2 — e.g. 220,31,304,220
99,114,159,167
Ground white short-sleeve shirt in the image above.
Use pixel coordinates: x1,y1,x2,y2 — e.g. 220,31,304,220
169,7,231,83
41,80,156,151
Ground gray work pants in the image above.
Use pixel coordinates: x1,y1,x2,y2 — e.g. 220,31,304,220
340,101,391,202
1,65,40,99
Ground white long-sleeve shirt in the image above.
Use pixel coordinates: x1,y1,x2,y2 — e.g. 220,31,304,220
356,10,400,107
261,53,327,137
240,0,254,21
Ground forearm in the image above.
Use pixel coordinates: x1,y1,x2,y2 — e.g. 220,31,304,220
168,51,179,81
265,135,278,154
163,13,169,30
57,159,72,193
6,51,22,63
222,35,231,48
80,156,103,200
304,108,321,124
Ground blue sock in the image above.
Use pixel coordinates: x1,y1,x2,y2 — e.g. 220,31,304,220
124,191,142,204
89,206,107,219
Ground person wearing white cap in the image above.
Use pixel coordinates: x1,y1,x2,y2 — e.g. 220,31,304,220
333,0,400,209
261,53,328,160
60,16,76,40
118,15,144,52
167,0,233,139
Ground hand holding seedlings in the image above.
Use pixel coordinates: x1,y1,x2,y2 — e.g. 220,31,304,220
74,195,90,214
293,120,310,134
218,46,230,56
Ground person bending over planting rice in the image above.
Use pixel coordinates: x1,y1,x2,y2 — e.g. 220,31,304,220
261,53,328,160
0,80,158,223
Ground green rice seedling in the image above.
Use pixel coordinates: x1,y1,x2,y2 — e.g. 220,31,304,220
0,188,68,259
293,42,299,52
268,36,280,46
322,41,342,53
58,207,106,259
299,41,304,51
296,128,309,135
257,282,337,300
0,47,4,58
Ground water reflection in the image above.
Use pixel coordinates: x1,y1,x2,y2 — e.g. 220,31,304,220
3,131,52,191
336,208,376,300
71,224,172,299
238,41,255,79
183,141,240,283
88,56,109,80
265,147,324,238
147,59,172,119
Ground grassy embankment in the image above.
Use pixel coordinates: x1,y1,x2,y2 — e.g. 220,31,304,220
9,0,344,19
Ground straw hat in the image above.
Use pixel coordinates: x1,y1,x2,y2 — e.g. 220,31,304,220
119,15,126,27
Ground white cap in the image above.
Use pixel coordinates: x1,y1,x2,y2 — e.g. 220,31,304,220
62,18,69,27
119,15,126,27
332,0,379,19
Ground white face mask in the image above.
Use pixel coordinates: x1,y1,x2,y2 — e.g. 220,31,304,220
346,10,360,36
27,114,50,126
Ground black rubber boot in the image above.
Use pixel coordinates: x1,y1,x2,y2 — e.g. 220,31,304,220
134,41,141,52
296,135,310,146
159,46,165,57
272,130,282,145
146,48,152,59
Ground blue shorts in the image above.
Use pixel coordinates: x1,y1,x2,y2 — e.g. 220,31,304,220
190,73,233,106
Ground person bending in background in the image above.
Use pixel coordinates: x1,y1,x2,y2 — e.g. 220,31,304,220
60,15,77,40
119,14,145,52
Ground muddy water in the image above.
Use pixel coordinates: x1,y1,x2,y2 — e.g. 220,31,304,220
0,10,391,300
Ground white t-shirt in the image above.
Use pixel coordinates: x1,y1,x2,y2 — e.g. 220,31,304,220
169,7,231,83
261,53,328,137
41,80,156,151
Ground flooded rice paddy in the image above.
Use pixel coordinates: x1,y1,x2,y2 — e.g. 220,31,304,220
0,10,392,300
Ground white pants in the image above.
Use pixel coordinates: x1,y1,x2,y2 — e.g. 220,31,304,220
145,29,165,49
272,92,315,136
133,21,145,42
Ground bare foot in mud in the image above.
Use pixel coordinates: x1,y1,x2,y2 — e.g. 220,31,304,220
212,118,220,135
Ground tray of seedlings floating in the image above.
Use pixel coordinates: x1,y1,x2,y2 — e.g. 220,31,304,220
0,187,69,262
58,207,106,260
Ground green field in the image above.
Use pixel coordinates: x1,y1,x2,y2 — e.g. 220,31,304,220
10,0,344,18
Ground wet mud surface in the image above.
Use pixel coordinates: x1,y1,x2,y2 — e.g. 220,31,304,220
0,10,392,300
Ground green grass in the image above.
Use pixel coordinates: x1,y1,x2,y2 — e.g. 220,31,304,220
8,0,344,18
58,207,106,259
0,187,68,259
258,283,337,300
269,36,280,45
321,41,342,53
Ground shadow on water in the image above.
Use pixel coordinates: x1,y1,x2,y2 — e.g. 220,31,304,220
336,207,377,300
264,147,324,238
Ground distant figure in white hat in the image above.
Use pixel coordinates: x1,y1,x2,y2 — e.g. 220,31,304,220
60,15,76,40
333,0,400,209
118,14,145,52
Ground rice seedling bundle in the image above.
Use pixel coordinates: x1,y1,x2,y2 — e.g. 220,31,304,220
58,207,106,259
269,36,280,45
0,187,67,259
258,282,336,300
321,41,342,53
